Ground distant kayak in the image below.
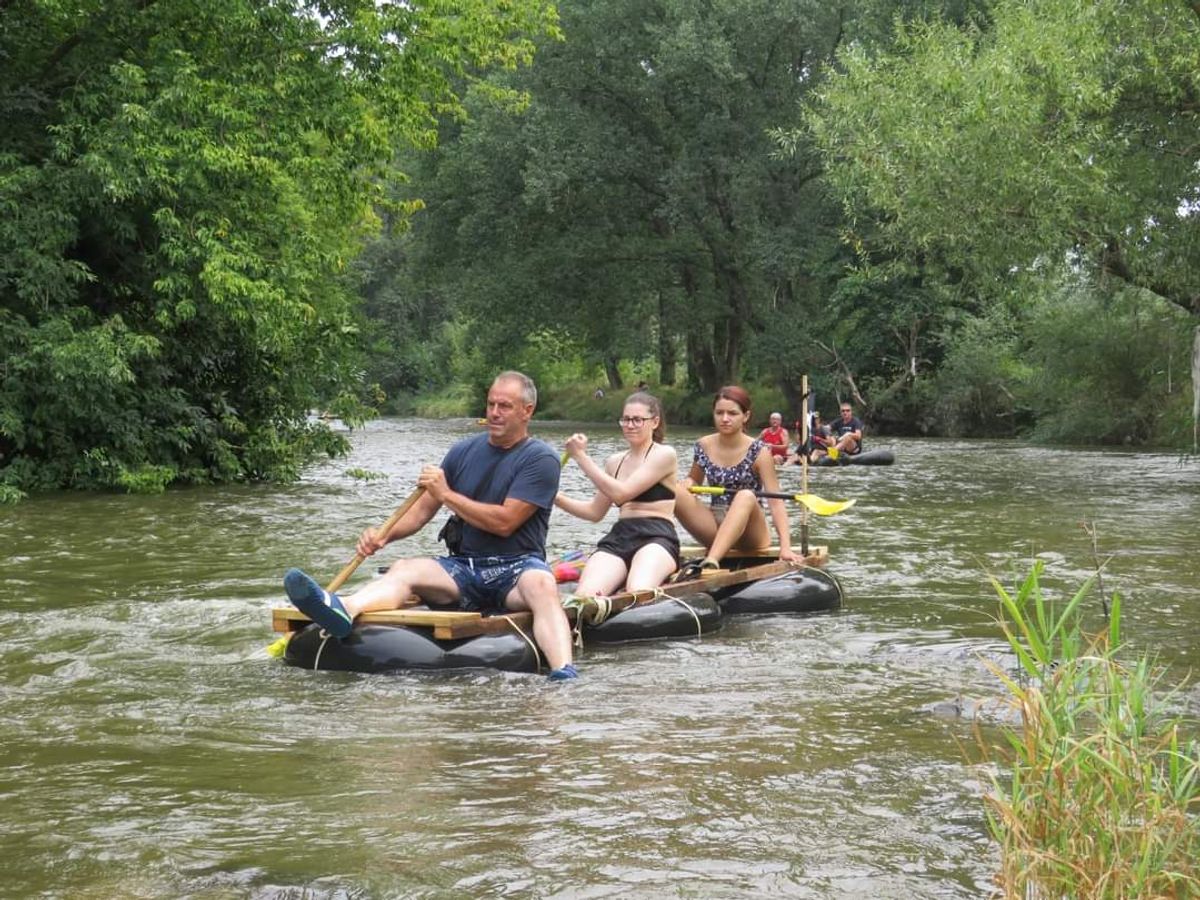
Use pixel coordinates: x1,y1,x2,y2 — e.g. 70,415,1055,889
814,448,895,467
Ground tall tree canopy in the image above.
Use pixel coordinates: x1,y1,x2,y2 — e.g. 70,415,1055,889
393,0,878,397
0,0,556,499
807,0,1200,443
375,0,1005,425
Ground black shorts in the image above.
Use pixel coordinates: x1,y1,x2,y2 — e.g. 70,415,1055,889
594,517,680,567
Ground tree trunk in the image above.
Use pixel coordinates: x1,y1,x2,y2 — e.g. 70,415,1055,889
779,376,803,424
1192,324,1199,454
715,313,741,387
688,331,719,393
604,355,623,391
656,291,677,385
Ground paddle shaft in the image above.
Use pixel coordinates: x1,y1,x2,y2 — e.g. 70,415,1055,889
800,374,810,556
688,484,854,515
326,487,427,593
690,485,814,503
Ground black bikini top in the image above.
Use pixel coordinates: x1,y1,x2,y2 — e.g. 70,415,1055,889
613,449,675,505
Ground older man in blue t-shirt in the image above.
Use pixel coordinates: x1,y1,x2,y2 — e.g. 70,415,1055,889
282,371,576,679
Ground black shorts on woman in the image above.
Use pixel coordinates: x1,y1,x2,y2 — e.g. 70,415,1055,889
594,517,680,567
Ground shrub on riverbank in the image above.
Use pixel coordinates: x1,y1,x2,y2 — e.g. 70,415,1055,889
981,563,1199,897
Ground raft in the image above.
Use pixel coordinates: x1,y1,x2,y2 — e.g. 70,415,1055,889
814,448,894,467
273,546,842,674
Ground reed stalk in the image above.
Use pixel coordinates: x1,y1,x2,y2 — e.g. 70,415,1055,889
979,562,1199,898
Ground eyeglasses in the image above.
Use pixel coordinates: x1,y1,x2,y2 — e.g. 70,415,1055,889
618,416,654,428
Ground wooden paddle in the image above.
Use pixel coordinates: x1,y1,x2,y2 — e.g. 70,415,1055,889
326,486,427,593
799,374,810,556
265,487,427,658
688,485,855,516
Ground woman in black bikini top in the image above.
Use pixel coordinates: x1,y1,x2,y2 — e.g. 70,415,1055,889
555,392,680,596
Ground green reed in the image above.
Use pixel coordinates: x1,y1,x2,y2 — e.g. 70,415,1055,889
980,562,1198,898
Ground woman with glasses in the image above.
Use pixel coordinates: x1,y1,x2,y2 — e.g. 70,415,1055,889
554,392,680,595
674,385,799,578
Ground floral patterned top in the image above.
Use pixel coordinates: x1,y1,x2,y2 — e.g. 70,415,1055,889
693,439,764,508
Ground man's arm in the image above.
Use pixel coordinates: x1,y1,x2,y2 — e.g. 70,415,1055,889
443,491,539,537
416,464,539,537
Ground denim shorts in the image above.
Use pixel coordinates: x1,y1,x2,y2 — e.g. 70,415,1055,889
436,554,553,614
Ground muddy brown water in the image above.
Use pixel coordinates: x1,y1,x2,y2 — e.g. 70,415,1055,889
2,418,1196,898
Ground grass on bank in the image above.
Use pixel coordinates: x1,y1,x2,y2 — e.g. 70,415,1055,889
981,562,1198,898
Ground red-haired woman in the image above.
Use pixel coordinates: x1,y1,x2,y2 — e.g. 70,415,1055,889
555,392,680,595
674,386,799,578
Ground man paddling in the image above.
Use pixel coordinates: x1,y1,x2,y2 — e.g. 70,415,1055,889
282,371,577,679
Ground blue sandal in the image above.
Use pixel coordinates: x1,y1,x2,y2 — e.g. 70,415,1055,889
284,568,354,638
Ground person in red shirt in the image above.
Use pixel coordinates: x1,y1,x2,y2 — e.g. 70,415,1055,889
759,412,790,462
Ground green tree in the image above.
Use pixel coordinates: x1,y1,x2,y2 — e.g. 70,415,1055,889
0,0,556,500
807,0,1200,446
395,0,891,398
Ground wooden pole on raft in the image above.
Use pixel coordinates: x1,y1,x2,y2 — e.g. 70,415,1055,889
326,487,427,593
801,374,811,556
1192,325,1199,455
264,487,427,659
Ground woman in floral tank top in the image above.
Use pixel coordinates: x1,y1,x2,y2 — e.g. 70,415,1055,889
673,385,799,577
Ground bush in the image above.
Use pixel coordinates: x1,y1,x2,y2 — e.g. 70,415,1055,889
980,563,1199,898
1019,285,1192,445
926,308,1031,437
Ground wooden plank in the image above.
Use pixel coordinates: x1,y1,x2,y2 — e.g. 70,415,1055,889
272,603,539,640
432,612,535,640
588,559,794,609
272,605,483,633
679,544,828,565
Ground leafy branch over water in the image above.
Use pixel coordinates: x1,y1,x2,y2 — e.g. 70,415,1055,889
979,563,1199,898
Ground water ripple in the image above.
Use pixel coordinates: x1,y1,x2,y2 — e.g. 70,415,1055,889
0,427,1195,897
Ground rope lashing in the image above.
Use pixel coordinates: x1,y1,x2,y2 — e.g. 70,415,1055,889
581,595,614,625
313,629,333,670
498,614,543,673
667,595,704,637
559,592,614,648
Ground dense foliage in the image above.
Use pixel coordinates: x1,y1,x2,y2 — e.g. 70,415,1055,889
373,0,986,409
366,0,1196,446
0,0,556,501
4,0,1197,501
805,0,1200,444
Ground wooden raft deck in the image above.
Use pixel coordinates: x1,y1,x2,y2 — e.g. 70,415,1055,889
270,545,828,640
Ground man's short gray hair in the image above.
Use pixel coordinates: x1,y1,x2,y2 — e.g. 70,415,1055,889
495,370,537,407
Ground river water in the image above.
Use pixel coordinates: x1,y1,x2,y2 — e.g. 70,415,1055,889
2,418,1197,898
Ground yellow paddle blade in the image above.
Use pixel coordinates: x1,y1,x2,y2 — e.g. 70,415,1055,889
264,635,290,658
826,446,840,460
794,494,855,516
